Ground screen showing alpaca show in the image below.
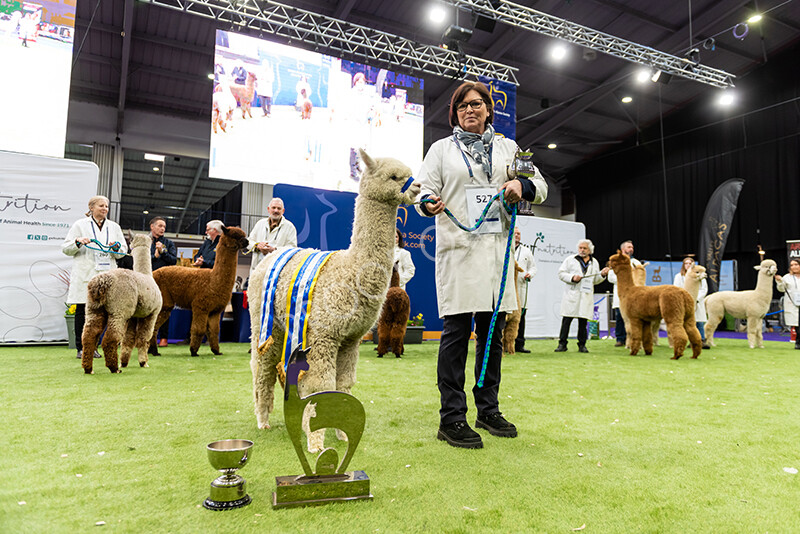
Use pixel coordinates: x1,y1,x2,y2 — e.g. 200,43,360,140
209,29,425,193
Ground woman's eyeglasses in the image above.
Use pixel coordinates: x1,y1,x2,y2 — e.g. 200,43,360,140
456,99,485,112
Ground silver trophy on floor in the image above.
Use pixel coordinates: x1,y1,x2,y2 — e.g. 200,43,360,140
203,439,254,511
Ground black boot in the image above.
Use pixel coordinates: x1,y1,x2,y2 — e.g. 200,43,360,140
554,342,567,352
795,340,800,350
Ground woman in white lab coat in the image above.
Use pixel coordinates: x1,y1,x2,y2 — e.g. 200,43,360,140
776,258,800,349
415,81,547,449
673,256,709,347
61,195,127,359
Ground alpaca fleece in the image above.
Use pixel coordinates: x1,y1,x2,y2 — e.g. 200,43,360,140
249,149,420,453
82,233,162,374
150,226,250,356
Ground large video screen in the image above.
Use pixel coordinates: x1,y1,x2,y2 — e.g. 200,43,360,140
210,30,424,192
0,1,75,157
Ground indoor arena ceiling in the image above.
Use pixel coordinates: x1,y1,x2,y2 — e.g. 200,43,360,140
67,0,800,230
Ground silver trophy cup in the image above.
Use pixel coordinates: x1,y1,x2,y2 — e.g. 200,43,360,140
203,439,253,511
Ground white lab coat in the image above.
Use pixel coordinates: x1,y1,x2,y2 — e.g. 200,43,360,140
248,216,298,277
673,272,709,322
607,256,642,309
415,134,547,317
514,244,536,309
393,247,415,290
776,273,800,327
558,255,605,319
61,217,128,304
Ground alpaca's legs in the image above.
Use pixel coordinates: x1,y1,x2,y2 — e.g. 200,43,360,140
206,310,223,355
641,321,653,355
665,314,688,360
81,310,107,374
755,316,765,348
704,309,721,347
628,319,644,356
300,338,340,452
150,307,173,352
746,317,761,349
390,320,406,357
333,339,360,442
189,309,210,356
376,321,391,356
685,318,703,358
651,320,661,346
101,317,126,373
138,313,159,367
252,339,281,430
120,318,136,368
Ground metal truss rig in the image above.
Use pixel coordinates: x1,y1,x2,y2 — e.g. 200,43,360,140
449,0,735,88
144,0,519,85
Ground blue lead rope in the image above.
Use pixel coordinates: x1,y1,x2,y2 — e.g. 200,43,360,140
83,239,123,254
420,191,517,388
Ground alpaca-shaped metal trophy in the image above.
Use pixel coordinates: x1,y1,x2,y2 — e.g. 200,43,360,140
273,347,372,508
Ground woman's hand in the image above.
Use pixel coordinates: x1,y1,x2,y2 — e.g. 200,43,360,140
77,237,91,245
425,196,446,215
572,274,582,283
775,274,783,282
501,180,522,203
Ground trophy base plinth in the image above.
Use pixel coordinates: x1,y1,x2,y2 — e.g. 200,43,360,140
203,494,251,511
272,470,372,509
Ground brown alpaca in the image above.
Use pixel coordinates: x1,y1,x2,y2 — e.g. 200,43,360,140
608,251,702,359
376,268,410,358
82,233,162,374
150,226,250,356
229,72,256,119
502,262,525,354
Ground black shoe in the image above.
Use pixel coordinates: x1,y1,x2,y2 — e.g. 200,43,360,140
437,421,483,449
76,350,82,359
516,347,531,353
93,351,102,359
148,345,160,357
475,413,518,438
795,343,800,350
578,345,589,353
554,343,567,352
614,341,625,347
702,343,711,350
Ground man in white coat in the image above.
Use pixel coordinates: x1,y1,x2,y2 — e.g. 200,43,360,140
248,197,298,282
513,228,536,353
555,239,609,353
606,240,641,347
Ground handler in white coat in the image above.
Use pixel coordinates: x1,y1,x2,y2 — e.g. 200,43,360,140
416,81,547,450
61,195,127,359
555,239,609,353
673,256,709,347
248,197,298,281
393,228,415,290
776,258,800,349
513,227,536,353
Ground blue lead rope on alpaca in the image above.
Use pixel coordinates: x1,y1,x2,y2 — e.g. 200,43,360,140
400,175,415,193
421,191,517,388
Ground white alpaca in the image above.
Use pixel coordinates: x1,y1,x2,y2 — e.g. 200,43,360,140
81,233,163,374
212,83,237,133
704,259,777,348
249,149,420,452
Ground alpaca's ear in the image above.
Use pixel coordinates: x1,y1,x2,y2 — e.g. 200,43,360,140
753,265,761,271
359,149,376,171
642,262,650,267
221,225,229,234
616,249,622,255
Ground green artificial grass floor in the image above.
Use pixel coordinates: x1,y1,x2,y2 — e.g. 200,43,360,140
2,338,799,533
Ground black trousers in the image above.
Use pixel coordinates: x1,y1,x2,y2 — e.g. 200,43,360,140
74,304,86,352
438,312,506,425
558,316,587,347
515,308,527,350
614,308,626,343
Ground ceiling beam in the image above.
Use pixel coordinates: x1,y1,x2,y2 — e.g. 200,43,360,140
116,0,135,136
333,0,358,20
177,160,207,230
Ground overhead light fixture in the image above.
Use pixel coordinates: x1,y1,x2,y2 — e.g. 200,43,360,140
747,14,763,23
636,68,651,83
550,44,567,61
547,143,557,149
429,6,446,25
153,166,160,172
621,96,633,103
441,24,473,53
651,69,672,85
718,91,734,106
472,0,502,33
651,69,662,82
144,153,166,162
207,73,215,80
142,210,149,214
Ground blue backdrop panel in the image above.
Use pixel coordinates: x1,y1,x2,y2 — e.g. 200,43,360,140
274,184,441,332
479,75,517,140
643,260,735,291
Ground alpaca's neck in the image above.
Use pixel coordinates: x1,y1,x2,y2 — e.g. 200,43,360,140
684,278,700,301
615,265,635,294
341,196,397,291
211,241,238,288
132,247,152,275
755,272,774,294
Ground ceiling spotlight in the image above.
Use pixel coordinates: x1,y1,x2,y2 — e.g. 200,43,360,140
441,24,472,53
621,96,633,104
547,143,557,149
550,44,567,61
429,6,446,24
651,69,662,82
636,68,650,83
153,166,160,172
718,91,734,106
747,14,763,23
144,153,166,162
142,210,149,215
207,73,215,80
651,70,672,85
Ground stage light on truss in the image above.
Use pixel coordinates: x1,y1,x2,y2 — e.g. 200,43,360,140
718,91,735,106
747,14,763,23
547,143,557,149
429,5,446,24
651,69,662,82
441,24,473,53
651,69,672,85
621,96,633,103
550,44,567,61
636,68,651,83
